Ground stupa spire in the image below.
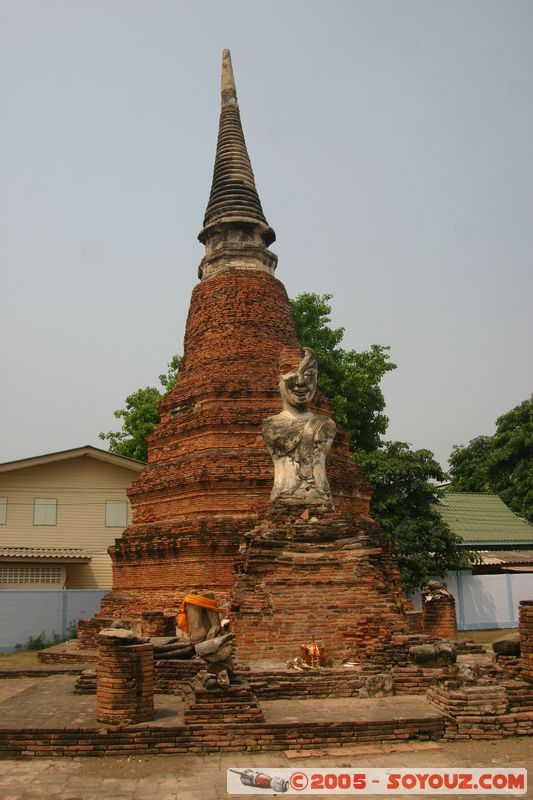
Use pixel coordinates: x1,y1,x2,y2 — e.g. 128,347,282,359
221,47,237,105
199,49,275,249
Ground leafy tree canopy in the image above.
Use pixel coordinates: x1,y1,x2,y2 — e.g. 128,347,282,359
290,293,395,453
449,396,533,522
291,293,470,591
448,436,493,493
99,355,180,462
356,442,470,592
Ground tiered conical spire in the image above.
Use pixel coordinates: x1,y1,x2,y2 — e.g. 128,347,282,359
199,50,275,247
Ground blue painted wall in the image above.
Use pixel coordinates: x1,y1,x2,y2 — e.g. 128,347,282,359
0,590,108,651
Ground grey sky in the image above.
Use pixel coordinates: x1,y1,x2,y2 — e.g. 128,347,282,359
1,0,532,469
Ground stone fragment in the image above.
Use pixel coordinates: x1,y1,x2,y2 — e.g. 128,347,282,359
409,642,456,667
492,633,521,656
98,628,148,644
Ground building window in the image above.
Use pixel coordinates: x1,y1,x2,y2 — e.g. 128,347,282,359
0,565,63,584
0,497,6,525
105,500,127,527
34,498,57,526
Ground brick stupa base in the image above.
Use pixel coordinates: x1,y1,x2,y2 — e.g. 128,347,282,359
230,503,410,666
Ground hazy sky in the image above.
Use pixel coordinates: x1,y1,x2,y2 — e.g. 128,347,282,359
1,0,532,469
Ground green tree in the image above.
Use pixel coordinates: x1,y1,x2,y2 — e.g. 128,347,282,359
290,293,396,453
356,442,470,592
489,397,533,521
450,397,533,522
99,355,180,462
448,436,493,492
291,293,469,590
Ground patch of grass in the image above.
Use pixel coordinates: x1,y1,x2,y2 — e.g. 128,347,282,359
457,628,515,645
0,650,40,667
13,622,79,653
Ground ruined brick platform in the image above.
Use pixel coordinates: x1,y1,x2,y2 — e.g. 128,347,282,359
1,654,532,759
0,675,445,758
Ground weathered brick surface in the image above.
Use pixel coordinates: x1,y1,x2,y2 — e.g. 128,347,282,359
38,642,98,664
427,684,509,717
71,661,439,701
503,679,533,712
405,611,424,633
184,683,264,724
74,670,97,695
392,666,437,695
231,503,410,665
493,654,523,679
96,638,154,725
75,659,205,697
425,667,533,740
0,715,445,759
141,611,176,638
77,619,101,651
519,600,533,683
422,597,457,640
246,669,364,699
154,659,204,695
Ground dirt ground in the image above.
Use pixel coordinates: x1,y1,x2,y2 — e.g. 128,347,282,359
456,628,515,645
0,737,531,800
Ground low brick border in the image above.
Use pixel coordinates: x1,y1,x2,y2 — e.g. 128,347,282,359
0,715,444,758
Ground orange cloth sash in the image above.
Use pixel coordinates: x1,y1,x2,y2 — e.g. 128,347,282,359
177,593,219,636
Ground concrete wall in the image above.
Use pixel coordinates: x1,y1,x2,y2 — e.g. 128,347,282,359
0,589,107,651
447,572,532,630
411,572,533,630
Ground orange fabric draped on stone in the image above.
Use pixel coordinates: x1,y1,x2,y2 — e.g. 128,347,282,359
177,593,219,636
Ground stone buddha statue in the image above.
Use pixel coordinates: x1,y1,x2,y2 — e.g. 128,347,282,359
262,347,336,505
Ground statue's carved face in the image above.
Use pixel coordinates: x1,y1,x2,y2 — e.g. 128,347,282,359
279,348,318,409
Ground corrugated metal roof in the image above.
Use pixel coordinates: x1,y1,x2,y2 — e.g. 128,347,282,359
0,547,91,561
476,549,533,565
437,493,533,544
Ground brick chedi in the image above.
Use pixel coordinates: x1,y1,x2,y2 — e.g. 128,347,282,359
95,50,372,621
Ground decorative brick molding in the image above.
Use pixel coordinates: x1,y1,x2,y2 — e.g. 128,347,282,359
96,637,154,726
